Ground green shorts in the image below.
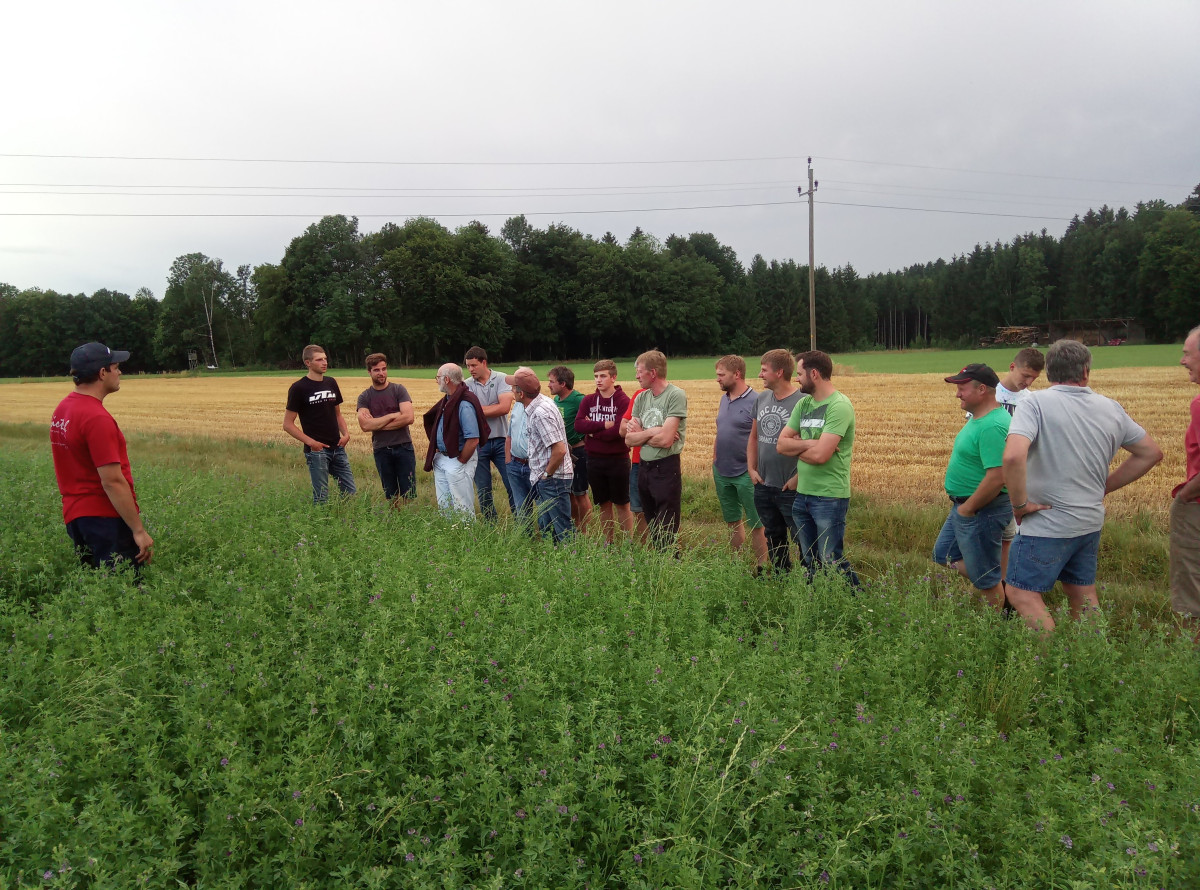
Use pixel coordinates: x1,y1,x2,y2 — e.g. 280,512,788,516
713,468,762,528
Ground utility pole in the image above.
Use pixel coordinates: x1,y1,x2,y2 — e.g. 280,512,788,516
203,280,220,369
797,158,818,351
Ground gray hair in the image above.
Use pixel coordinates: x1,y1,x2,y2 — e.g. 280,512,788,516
437,362,464,385
1188,324,1200,343
1045,340,1091,385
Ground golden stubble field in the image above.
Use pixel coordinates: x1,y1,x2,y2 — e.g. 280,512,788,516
2,368,1189,524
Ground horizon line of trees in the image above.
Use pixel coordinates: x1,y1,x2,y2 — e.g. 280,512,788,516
3,186,1198,377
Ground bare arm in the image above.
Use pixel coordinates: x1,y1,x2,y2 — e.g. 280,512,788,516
543,440,568,477
283,409,325,451
97,463,153,563
337,410,350,448
458,437,479,463
1105,434,1163,494
505,435,513,463
1003,433,1050,523
957,466,1006,516
797,432,842,466
776,426,812,458
648,416,682,450
747,419,762,484
480,391,514,419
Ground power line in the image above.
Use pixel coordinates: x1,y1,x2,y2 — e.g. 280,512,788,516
2,150,1189,189
0,151,812,167
0,198,1074,221
811,155,1188,189
0,178,798,191
0,185,797,200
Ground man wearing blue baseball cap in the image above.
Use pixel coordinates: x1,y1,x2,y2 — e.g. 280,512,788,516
50,342,153,570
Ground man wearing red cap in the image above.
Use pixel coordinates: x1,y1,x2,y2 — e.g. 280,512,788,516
50,342,153,570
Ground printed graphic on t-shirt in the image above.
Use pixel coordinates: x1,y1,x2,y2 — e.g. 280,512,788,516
795,403,829,433
307,389,338,404
756,403,791,442
640,405,665,429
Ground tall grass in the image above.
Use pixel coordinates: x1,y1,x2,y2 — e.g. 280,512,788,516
1,430,1197,887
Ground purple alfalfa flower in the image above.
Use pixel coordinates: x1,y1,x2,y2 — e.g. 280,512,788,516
43,872,54,882
633,853,643,865
956,669,964,678
1126,847,1137,856
897,830,908,839
1053,753,1063,761
827,742,838,750
292,790,301,799
654,845,664,855
1148,842,1159,852
405,853,414,862
220,757,229,767
820,870,831,884
912,789,920,797
515,809,527,819
1060,835,1073,849
557,805,568,815
294,818,304,827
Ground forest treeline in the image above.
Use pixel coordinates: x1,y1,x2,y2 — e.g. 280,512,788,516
3,186,1198,376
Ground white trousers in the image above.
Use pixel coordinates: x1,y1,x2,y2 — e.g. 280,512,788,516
433,452,478,520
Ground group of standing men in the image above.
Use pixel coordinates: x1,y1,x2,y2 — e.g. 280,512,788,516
47,336,1200,639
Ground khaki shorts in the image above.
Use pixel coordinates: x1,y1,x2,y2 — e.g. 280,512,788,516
1169,497,1200,618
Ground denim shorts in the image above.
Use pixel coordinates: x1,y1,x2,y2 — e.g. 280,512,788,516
1007,531,1101,593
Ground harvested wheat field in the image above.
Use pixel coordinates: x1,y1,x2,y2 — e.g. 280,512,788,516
1,367,1189,524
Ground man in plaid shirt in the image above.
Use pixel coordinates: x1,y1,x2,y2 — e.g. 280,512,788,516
507,367,574,544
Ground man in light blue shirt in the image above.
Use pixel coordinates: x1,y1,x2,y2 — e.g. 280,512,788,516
505,368,537,524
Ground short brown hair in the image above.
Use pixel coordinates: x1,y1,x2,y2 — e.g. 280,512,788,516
593,359,617,376
365,352,387,370
302,344,325,363
796,350,833,381
1014,347,1045,372
761,348,795,378
463,346,488,364
549,365,574,389
715,355,746,377
636,350,667,378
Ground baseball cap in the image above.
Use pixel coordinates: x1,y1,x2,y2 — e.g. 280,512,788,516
504,367,542,397
944,363,999,387
70,342,130,376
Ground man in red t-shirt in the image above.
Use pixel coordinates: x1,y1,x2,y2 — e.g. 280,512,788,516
50,342,153,569
1171,327,1200,641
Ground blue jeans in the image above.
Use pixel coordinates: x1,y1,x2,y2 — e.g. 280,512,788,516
1007,531,1101,594
533,476,574,544
305,446,357,504
474,438,515,520
373,443,416,500
932,494,1011,590
506,458,536,524
754,484,799,572
792,493,859,588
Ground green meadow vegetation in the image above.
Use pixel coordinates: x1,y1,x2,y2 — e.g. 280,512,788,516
2,424,1198,888
1,342,1183,386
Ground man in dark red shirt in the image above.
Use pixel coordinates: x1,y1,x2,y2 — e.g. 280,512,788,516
50,342,153,570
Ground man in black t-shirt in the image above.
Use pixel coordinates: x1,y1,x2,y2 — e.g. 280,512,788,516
283,344,357,504
357,352,416,502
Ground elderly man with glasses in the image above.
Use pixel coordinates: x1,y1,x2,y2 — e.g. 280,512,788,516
422,363,489,520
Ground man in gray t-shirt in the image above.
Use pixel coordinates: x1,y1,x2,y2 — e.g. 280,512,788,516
357,353,415,501
747,349,804,573
1002,340,1162,631
463,346,515,521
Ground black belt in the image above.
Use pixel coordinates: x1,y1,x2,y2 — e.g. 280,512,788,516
510,456,528,465
949,495,970,504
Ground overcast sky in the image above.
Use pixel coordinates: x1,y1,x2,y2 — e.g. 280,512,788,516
2,0,1196,298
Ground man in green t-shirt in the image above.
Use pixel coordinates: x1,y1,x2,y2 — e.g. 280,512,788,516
625,349,688,549
777,350,859,587
549,366,593,532
932,363,1012,611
